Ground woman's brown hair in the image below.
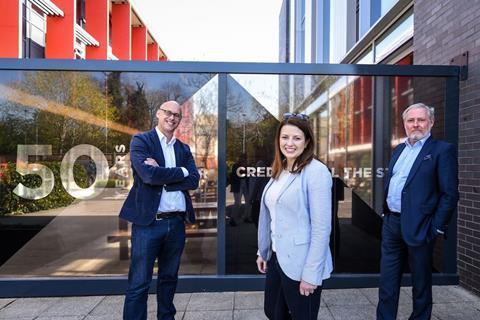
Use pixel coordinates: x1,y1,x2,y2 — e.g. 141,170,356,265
271,117,316,179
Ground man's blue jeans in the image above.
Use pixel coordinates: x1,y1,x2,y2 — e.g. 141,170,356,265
123,215,186,320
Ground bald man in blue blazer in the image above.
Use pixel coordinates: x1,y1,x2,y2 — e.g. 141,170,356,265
377,103,459,320
120,101,199,320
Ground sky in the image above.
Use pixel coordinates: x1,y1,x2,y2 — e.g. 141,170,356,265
133,0,283,62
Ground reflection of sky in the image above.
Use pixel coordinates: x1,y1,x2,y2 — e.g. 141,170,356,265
0,70,22,85
227,76,276,123
0,76,36,120
190,75,218,115
40,71,216,105
119,72,216,104
231,74,279,120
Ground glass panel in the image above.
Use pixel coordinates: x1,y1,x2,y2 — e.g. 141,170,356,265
381,0,399,16
0,70,217,277
356,48,374,64
225,73,448,274
374,10,413,62
225,74,278,274
0,67,451,278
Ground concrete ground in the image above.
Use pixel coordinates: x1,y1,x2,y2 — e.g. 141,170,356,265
0,285,479,320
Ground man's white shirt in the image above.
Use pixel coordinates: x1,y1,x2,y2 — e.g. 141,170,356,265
155,127,189,213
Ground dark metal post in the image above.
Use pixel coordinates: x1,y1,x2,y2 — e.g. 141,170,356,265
372,76,391,215
443,75,460,274
217,73,227,275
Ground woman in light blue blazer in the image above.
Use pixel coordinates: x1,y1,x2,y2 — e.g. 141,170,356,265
256,113,332,320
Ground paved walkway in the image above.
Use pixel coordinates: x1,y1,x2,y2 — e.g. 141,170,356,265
0,286,479,319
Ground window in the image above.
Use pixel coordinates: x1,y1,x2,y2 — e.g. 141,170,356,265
23,1,46,58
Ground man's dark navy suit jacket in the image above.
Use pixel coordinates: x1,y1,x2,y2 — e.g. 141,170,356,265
120,128,199,226
383,136,459,246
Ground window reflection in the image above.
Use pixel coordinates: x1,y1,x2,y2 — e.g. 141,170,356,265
0,71,218,276
0,68,449,278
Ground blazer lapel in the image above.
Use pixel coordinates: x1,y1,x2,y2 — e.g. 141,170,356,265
277,173,298,200
260,172,298,208
404,137,434,188
150,128,165,166
261,179,275,206
173,140,182,166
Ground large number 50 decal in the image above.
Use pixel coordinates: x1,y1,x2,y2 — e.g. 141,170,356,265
13,144,109,200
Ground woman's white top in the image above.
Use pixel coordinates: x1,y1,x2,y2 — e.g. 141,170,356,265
264,170,292,252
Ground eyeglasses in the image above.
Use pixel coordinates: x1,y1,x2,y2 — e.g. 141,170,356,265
283,112,309,121
159,108,182,120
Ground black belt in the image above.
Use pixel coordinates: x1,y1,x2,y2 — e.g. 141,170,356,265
156,211,185,220
386,210,400,217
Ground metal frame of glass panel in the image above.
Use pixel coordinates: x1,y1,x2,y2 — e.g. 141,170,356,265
0,59,460,297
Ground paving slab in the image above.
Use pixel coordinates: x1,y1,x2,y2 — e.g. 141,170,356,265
36,317,84,320
234,291,263,310
0,297,59,319
146,311,184,320
88,295,124,317
317,307,334,320
328,304,377,320
183,310,233,320
84,315,121,320
360,287,411,306
432,301,480,320
187,292,234,311
0,286,478,319
234,309,267,320
173,293,192,312
433,285,480,304
40,296,104,317
322,288,371,306
0,300,13,311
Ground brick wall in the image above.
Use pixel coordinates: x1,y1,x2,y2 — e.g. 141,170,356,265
414,0,480,295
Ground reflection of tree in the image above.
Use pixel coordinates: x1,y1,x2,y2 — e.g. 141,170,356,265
19,72,119,155
191,93,217,169
145,82,182,129
226,77,277,165
123,82,150,132
0,105,32,157
107,72,124,113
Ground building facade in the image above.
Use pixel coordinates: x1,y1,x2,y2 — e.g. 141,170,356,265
0,0,466,297
281,0,480,295
0,0,168,60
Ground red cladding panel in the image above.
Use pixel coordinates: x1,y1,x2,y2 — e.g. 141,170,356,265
131,26,147,60
45,0,75,59
86,0,108,59
111,3,131,60
0,0,21,58
147,42,159,61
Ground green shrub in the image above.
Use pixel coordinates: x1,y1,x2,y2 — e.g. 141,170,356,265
0,162,89,216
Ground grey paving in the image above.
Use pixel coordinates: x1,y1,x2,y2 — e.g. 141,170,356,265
328,304,377,320
234,291,263,310
186,292,234,311
322,288,371,306
0,300,13,311
0,285,479,319
40,296,104,317
360,287,412,306
234,309,267,320
0,297,60,319
182,310,233,320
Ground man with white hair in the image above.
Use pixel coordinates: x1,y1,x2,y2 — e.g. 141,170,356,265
377,103,459,320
